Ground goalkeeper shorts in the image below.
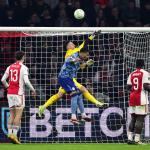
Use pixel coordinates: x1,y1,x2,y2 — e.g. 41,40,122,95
58,77,78,94
58,78,83,94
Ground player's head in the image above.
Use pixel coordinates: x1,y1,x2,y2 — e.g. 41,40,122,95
66,41,75,50
15,51,25,63
79,49,89,60
136,59,145,68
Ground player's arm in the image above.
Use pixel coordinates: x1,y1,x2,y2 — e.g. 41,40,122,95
1,67,9,89
127,74,132,91
78,30,101,50
143,83,150,92
23,67,36,97
143,72,150,92
66,55,81,63
24,75,36,97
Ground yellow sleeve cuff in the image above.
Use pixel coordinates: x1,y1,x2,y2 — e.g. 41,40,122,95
88,35,95,40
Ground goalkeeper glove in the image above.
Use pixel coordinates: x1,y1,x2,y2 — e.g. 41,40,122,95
86,59,94,67
94,30,101,36
89,30,101,40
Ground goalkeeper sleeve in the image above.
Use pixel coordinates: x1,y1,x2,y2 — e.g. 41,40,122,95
79,30,101,50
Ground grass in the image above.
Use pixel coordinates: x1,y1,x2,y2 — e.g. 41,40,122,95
0,144,150,150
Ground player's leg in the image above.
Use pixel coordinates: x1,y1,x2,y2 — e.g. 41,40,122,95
127,113,137,144
77,93,91,122
38,87,66,117
7,94,16,142
11,95,25,144
44,87,66,108
8,107,15,140
12,107,23,144
73,78,105,107
133,105,148,144
58,77,80,124
134,114,146,144
70,92,79,124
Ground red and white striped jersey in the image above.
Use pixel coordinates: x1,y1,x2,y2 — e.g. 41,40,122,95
127,68,150,106
4,61,29,95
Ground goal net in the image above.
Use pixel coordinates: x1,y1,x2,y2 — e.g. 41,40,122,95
0,28,150,143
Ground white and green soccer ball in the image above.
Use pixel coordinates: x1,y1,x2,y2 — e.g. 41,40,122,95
74,9,85,20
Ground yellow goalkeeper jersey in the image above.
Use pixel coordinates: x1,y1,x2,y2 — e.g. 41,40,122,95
65,34,94,59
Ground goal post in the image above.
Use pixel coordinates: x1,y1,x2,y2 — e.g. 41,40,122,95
0,27,150,143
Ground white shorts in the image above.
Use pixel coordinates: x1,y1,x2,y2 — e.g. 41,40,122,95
129,105,148,115
7,94,25,108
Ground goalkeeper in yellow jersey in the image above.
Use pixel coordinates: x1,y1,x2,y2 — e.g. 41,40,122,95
38,30,105,120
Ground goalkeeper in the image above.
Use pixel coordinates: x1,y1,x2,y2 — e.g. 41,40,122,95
39,31,105,120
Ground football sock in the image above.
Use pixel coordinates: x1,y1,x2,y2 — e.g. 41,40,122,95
8,124,13,135
77,94,84,114
127,131,133,141
83,91,98,105
71,94,78,119
13,126,19,136
44,94,60,108
134,134,140,142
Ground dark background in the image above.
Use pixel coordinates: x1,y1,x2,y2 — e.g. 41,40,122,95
0,0,150,27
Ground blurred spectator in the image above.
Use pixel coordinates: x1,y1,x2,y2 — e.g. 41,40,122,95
41,8,54,26
0,0,7,25
3,7,18,26
33,0,50,17
107,7,122,27
0,0,149,27
15,0,32,26
122,0,140,26
96,9,106,27
141,1,150,26
28,13,41,26
93,0,108,9
55,9,71,27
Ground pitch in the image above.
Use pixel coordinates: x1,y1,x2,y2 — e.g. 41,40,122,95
0,144,150,150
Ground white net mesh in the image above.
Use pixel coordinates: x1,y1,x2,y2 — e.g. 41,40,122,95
0,30,150,143
20,31,127,143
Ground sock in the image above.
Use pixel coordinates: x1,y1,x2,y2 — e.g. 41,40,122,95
8,124,13,135
71,114,77,120
134,134,140,142
127,131,133,141
77,94,84,114
81,113,87,118
44,94,60,108
13,126,19,136
83,91,99,105
71,94,78,119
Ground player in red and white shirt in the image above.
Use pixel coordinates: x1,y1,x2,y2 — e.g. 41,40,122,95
1,51,36,144
127,59,150,145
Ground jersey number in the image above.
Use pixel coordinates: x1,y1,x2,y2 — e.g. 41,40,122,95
10,69,18,82
133,77,139,90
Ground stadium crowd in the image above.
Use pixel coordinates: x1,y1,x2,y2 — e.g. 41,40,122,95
0,0,149,27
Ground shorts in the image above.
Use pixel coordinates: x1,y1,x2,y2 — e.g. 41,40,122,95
129,105,148,115
58,78,83,94
58,77,78,93
7,94,25,108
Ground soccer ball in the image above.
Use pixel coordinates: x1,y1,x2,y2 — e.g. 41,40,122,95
74,9,85,20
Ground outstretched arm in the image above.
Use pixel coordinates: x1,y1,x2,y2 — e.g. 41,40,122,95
78,30,101,50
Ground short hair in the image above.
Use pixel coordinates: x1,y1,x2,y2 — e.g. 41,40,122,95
136,59,145,68
15,51,25,60
63,41,77,49
80,48,89,53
